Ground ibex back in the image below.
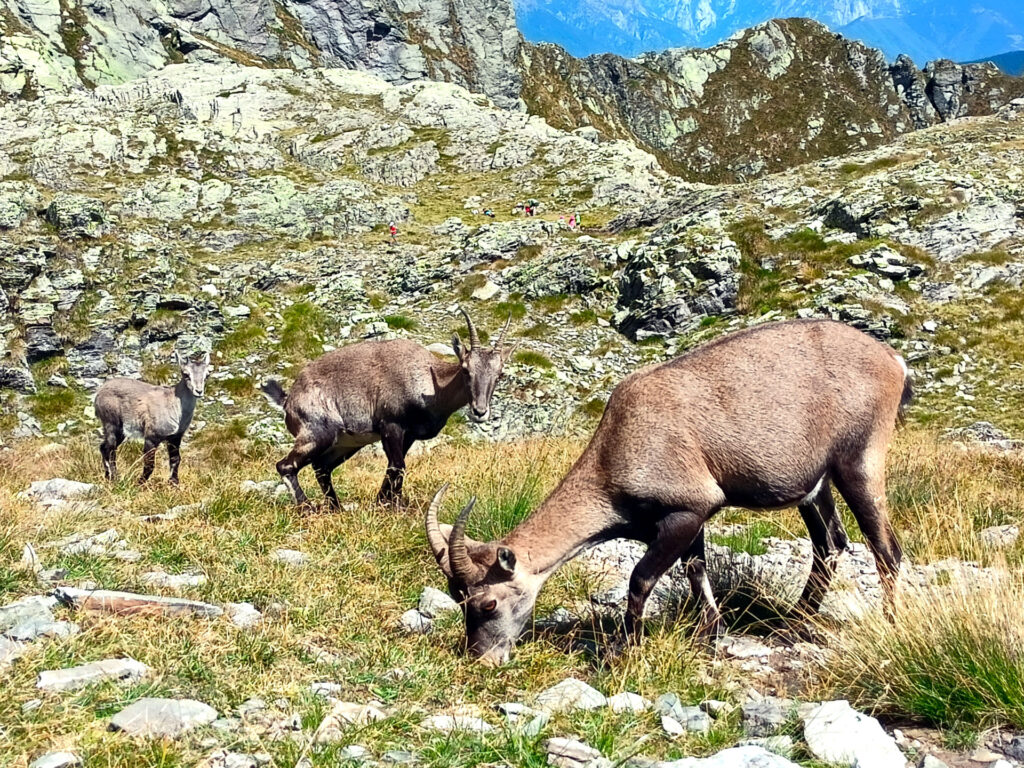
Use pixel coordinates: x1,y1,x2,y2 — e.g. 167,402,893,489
426,319,911,664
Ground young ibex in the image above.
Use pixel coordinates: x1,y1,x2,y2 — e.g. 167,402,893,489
94,351,211,485
263,308,514,507
426,319,911,664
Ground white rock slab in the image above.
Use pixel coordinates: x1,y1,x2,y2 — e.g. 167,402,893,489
38,657,151,692
535,677,607,713
661,745,801,767
421,714,493,733
29,752,81,768
802,700,905,768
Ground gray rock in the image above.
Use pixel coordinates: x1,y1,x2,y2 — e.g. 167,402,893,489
0,363,36,393
421,714,493,733
544,738,609,768
660,745,801,767
382,750,419,764
37,657,151,692
980,525,1020,550
417,586,459,618
20,479,95,503
108,697,218,738
802,700,905,768
0,595,57,633
737,736,795,757
29,752,81,768
534,677,607,713
741,698,791,736
226,602,263,629
919,756,949,768
606,692,649,713
5,619,79,642
141,571,208,590
718,635,772,659
398,609,432,634
45,195,107,239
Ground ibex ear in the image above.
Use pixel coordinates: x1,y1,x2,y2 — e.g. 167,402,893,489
452,334,466,363
202,351,211,367
496,546,517,574
501,338,522,364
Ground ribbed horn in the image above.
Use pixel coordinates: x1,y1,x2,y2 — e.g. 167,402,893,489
425,484,452,576
494,313,512,349
449,496,478,584
460,306,481,350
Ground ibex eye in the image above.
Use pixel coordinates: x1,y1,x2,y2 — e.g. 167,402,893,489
481,600,497,613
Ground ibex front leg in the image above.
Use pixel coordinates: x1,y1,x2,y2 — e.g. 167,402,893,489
378,423,409,504
139,437,159,485
625,510,706,641
167,436,183,486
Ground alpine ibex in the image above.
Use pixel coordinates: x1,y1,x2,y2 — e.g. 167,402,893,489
426,319,911,664
95,351,211,485
263,308,515,507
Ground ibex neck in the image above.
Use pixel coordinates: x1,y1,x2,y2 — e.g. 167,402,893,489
503,457,620,580
174,379,198,409
432,359,470,415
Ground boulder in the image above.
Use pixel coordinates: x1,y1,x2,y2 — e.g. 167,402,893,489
801,700,905,768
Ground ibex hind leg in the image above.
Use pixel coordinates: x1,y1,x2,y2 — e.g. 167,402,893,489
682,527,724,641
833,450,902,619
276,429,333,509
793,478,848,619
99,423,125,482
312,447,360,510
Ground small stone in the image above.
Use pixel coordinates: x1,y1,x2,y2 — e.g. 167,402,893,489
718,635,771,659
606,692,649,713
22,698,42,713
700,699,729,717
141,571,207,590
0,636,27,666
662,715,685,737
980,525,1019,550
523,712,550,737
226,602,262,629
535,677,607,713
678,706,712,733
742,698,791,736
224,305,251,317
20,479,95,503
21,543,42,573
38,657,150,692
271,549,309,567
968,749,1005,763
340,745,371,762
417,586,459,618
382,751,418,764
544,737,605,768
471,280,500,300
421,714,493,733
922,320,938,333
310,681,344,698
109,697,218,738
29,752,81,768
314,701,387,743
919,756,949,768
399,609,432,634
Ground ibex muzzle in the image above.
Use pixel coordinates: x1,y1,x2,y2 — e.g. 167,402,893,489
426,319,912,663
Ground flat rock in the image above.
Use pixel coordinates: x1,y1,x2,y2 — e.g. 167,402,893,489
607,692,649,713
109,697,218,738
29,752,81,768
535,677,607,713
421,714,493,733
660,745,800,767
0,595,57,632
54,587,223,618
38,657,150,692
417,586,459,618
802,700,905,768
718,635,772,659
544,737,608,768
20,479,95,502
5,619,79,642
271,549,309,567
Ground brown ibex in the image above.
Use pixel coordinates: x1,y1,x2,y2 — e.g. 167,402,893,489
263,308,515,507
425,319,911,664
94,351,211,485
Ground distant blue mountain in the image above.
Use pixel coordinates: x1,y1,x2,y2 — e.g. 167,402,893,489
513,0,1024,65
966,50,1024,75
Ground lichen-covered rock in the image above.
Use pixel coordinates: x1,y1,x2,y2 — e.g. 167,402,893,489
45,195,108,239
615,219,741,339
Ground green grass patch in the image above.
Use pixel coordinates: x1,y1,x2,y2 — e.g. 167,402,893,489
384,314,419,331
514,350,554,369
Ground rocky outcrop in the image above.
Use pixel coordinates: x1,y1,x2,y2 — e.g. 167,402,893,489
521,19,1024,182
0,0,523,109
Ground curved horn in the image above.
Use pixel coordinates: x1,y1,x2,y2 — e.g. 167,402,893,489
425,483,452,576
494,313,512,349
460,306,481,350
449,496,479,584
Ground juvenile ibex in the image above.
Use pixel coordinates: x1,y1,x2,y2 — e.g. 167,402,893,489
426,319,911,664
95,351,211,485
263,308,514,507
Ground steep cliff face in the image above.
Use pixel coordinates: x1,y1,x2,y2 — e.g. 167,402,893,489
521,19,1024,182
0,0,523,108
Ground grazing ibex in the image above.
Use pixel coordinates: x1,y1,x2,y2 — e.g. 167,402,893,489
263,308,514,507
95,351,211,485
426,319,911,664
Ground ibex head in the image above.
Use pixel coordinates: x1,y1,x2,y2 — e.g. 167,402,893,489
424,484,538,665
451,307,516,424
176,351,211,397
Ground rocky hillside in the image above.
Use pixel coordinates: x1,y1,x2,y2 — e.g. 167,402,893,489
0,0,524,108
2,57,1024,445
522,18,1024,181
